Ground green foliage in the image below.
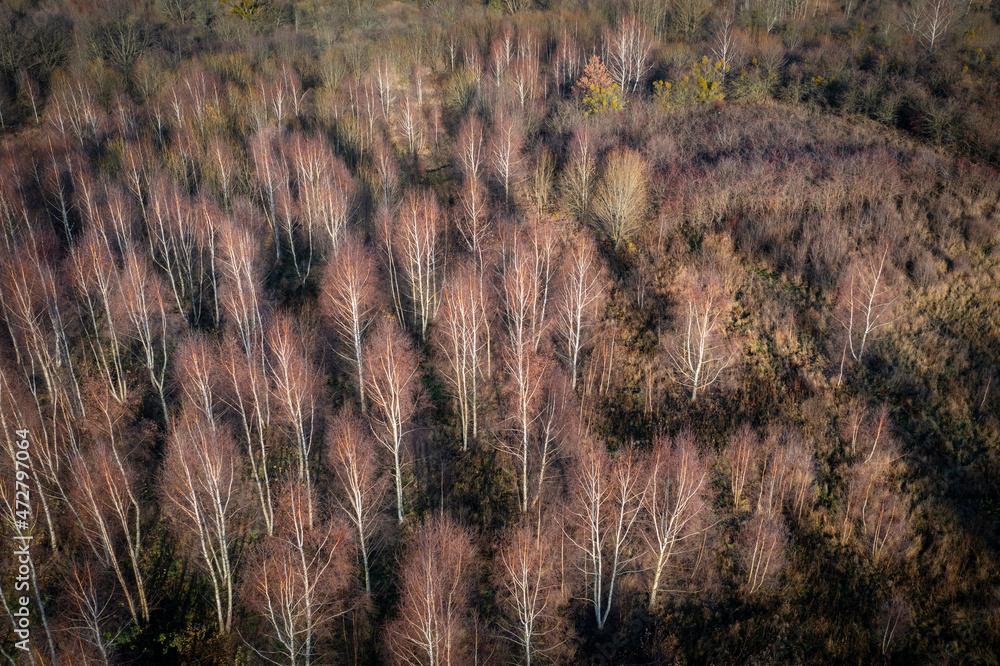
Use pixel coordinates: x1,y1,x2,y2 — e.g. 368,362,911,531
575,54,625,116
221,0,266,20
581,82,626,116
653,56,726,110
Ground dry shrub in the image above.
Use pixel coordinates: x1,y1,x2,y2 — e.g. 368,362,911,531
592,147,649,247
907,246,940,289
965,213,997,246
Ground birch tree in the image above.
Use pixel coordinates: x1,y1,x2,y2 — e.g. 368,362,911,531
119,243,173,420
320,236,379,413
245,481,350,666
555,237,604,391
489,112,525,206
363,319,418,523
495,522,566,665
220,334,276,535
326,411,388,595
835,244,899,385
435,264,489,450
501,235,549,514
739,510,786,595
666,267,738,401
395,190,444,341
644,432,710,609
161,411,244,633
385,516,478,666
70,440,148,624
605,15,654,93
268,313,322,529
569,441,647,629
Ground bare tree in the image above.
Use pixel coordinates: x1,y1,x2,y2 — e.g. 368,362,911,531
326,411,388,595
268,313,322,529
250,129,288,261
901,0,928,37
436,263,490,451
835,244,899,385
457,175,491,272
220,334,276,536
710,13,740,82
206,136,239,210
320,236,379,413
605,15,655,93
71,227,130,405
501,233,550,513
47,76,101,147
363,319,418,523
16,70,40,125
644,432,710,609
257,60,305,127
455,115,486,183
489,112,525,206
840,398,869,458
372,139,401,211
120,139,151,221
755,431,815,522
0,445,57,663
287,132,356,274
160,411,244,633
916,0,955,49
559,127,596,224
509,55,541,109
146,174,209,325
839,409,901,548
374,206,406,325
592,148,648,247
725,424,760,512
739,510,786,595
395,190,445,341
865,487,910,564
396,93,425,160
70,439,148,624
217,216,269,359
62,560,121,665
495,522,567,665
385,516,478,666
554,29,582,92
244,480,350,666
530,150,556,217
532,376,574,512
876,592,912,656
569,441,647,629
119,243,173,420
555,236,605,391
374,57,396,121
176,333,219,424
666,267,738,401
0,350,63,551
41,136,80,245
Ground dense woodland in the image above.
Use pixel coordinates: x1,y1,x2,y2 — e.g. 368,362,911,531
0,0,999,663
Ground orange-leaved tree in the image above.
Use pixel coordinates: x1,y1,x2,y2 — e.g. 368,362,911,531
573,55,624,116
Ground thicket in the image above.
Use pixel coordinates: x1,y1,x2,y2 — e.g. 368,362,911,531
0,0,998,664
